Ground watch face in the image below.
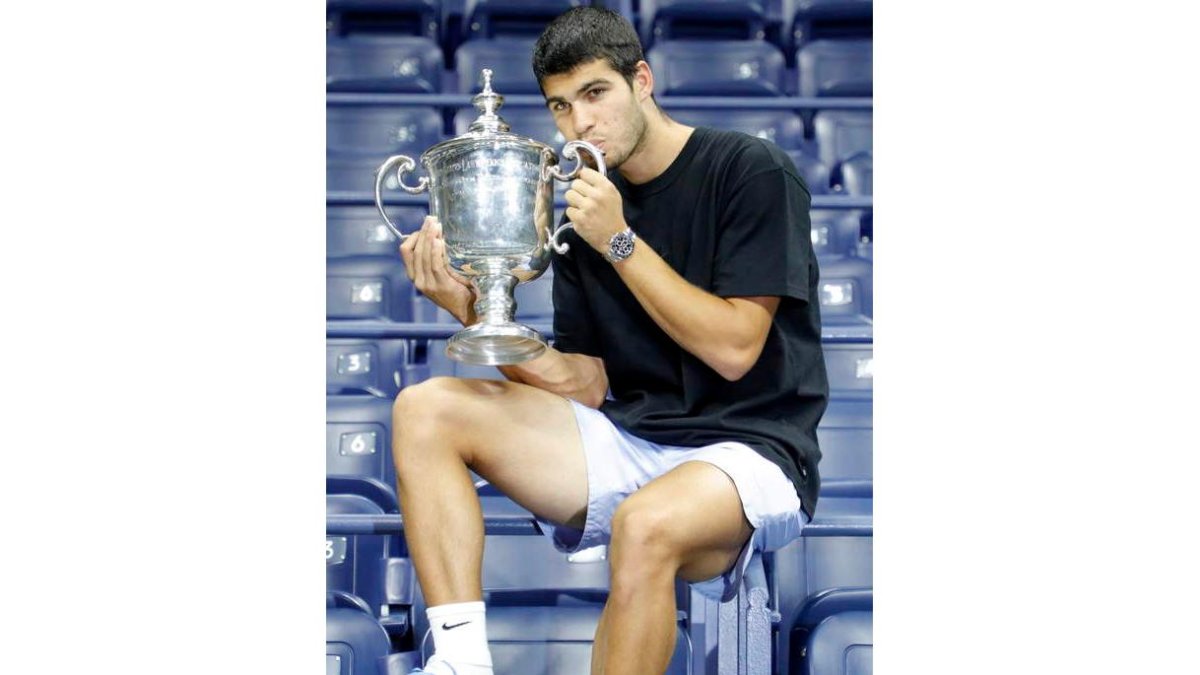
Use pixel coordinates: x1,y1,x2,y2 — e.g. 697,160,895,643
609,231,635,261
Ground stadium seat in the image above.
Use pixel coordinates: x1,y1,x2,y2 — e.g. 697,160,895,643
327,106,443,156
327,395,396,504
327,589,397,675
815,397,872,503
831,150,871,195
816,254,872,325
328,205,424,258
804,610,873,675
648,39,786,97
810,209,860,258
327,256,415,322
454,37,543,94
453,105,565,148
813,110,871,169
787,149,831,195
822,344,873,401
328,152,421,195
797,38,871,97
327,35,443,93
326,0,442,41
642,0,769,45
327,495,392,619
791,0,873,51
327,339,417,398
463,0,583,39
666,109,805,149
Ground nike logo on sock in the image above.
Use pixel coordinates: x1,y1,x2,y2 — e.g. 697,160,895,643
442,620,472,630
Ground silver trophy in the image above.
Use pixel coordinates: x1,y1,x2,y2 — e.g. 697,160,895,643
374,68,606,366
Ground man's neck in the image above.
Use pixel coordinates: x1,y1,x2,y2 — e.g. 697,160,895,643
617,110,694,186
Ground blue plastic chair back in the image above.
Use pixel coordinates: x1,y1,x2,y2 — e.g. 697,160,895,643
813,110,871,167
816,254,872,321
649,39,786,96
831,150,871,196
327,0,442,41
786,149,830,195
454,37,543,94
667,109,805,149
327,339,416,398
809,209,860,258
327,256,415,322
464,0,583,39
328,205,424,258
643,0,769,44
796,38,871,97
791,0,873,50
804,611,872,675
327,35,443,92
327,589,393,675
327,106,443,156
327,495,391,620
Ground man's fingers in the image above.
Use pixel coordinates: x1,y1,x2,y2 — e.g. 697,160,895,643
569,179,595,198
578,167,607,185
564,188,585,208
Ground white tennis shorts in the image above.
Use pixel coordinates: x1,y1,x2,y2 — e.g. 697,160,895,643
535,400,809,602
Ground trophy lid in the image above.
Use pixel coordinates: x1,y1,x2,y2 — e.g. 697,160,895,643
468,69,511,134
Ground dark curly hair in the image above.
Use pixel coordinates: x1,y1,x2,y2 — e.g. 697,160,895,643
532,7,646,92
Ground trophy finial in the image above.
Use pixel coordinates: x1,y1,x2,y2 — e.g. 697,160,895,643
470,67,509,133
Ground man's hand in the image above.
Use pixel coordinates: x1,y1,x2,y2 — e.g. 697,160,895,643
564,168,628,254
399,216,477,325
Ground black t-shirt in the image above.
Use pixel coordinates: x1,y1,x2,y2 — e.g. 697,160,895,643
550,126,828,519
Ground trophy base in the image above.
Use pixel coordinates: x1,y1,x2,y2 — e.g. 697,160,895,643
446,322,549,366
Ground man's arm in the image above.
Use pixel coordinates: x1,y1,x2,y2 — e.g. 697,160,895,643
565,168,779,382
497,349,609,409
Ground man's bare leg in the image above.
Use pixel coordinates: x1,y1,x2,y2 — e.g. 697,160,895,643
391,376,590,607
598,461,754,675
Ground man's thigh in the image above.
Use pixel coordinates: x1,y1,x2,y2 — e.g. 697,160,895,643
419,376,590,530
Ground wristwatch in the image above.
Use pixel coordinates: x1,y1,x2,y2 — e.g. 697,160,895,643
604,227,637,263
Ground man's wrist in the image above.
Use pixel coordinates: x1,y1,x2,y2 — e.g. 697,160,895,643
603,226,637,264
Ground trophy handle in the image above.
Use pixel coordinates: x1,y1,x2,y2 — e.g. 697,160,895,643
374,154,430,241
546,140,607,254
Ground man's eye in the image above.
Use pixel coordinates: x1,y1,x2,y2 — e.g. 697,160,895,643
588,88,605,99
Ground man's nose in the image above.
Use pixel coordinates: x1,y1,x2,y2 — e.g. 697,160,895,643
571,107,594,138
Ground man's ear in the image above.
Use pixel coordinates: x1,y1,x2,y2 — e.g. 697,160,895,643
633,60,655,102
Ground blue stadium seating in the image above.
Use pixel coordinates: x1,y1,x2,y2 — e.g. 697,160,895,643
327,395,397,504
791,0,873,50
812,109,871,169
327,339,417,398
816,254,872,326
327,35,444,92
803,610,873,675
642,0,769,45
831,150,871,195
463,0,583,39
453,105,564,147
327,106,443,156
327,590,393,675
797,38,872,97
327,495,392,620
810,209,861,258
648,39,787,96
328,205,424,258
454,37,543,94
667,108,805,149
327,256,415,322
327,0,442,41
787,149,831,194
822,344,872,400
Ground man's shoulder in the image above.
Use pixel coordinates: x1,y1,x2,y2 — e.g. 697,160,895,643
691,127,800,187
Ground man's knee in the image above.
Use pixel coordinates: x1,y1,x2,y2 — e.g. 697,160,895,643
392,377,474,465
609,499,683,596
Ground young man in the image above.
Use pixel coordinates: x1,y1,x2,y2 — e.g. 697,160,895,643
394,7,827,674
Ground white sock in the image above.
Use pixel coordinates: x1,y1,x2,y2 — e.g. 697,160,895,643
424,601,492,674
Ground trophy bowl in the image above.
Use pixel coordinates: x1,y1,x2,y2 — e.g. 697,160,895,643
374,68,605,366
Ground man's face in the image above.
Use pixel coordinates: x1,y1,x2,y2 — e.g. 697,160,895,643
541,59,647,171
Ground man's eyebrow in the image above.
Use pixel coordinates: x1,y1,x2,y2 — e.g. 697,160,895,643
544,78,614,107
